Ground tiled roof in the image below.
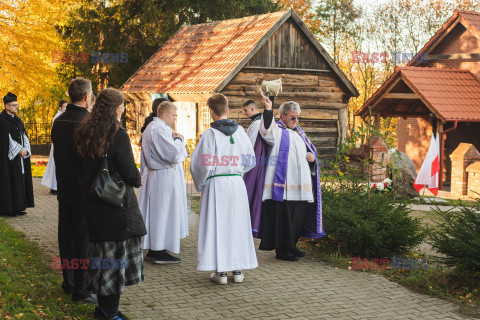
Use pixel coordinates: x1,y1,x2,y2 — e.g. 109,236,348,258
121,11,288,94
356,67,480,122
408,10,480,67
458,10,480,32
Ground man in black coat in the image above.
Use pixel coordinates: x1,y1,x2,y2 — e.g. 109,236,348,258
51,77,96,303
0,92,34,216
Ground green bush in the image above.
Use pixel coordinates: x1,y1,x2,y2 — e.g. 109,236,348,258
318,180,425,258
431,203,480,274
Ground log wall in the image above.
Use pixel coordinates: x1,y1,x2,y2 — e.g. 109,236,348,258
221,68,346,167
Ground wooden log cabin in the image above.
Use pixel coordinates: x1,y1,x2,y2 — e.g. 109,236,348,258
356,10,480,191
120,9,359,165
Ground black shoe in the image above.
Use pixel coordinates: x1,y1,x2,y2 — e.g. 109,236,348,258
275,251,299,261
9,211,26,217
94,306,109,320
50,189,58,195
94,307,130,320
73,293,98,304
145,249,164,261
61,282,73,295
291,247,305,257
153,251,181,265
144,250,156,261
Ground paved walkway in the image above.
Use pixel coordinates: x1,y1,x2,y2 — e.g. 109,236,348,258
5,178,473,320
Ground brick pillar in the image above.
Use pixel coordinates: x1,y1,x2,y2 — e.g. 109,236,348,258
364,136,390,182
466,162,480,198
449,143,480,198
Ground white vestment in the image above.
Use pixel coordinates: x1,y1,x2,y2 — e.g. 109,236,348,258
139,118,189,254
246,116,261,145
41,110,63,189
259,117,314,202
190,126,258,272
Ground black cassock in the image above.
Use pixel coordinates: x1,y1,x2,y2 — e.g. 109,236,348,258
0,109,34,215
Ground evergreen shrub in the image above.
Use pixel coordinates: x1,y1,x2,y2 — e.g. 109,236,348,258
431,203,480,274
318,180,425,258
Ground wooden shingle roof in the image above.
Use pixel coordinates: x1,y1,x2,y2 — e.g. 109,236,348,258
121,9,358,97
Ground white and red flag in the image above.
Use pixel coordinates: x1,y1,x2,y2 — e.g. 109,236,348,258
413,133,440,195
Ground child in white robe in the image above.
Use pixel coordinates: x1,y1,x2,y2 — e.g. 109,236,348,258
190,93,258,284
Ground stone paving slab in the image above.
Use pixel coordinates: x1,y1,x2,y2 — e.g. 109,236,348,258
4,178,474,320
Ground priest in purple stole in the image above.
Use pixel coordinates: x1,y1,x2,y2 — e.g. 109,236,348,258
249,98,325,261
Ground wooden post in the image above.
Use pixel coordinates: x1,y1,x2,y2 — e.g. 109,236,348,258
437,119,444,190
195,103,199,135
338,108,348,144
196,102,202,135
374,114,381,130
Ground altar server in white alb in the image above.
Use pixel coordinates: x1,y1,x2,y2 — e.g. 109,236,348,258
41,99,68,194
139,101,189,264
242,99,262,145
190,93,258,285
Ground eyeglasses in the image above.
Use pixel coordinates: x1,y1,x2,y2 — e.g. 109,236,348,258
283,115,300,121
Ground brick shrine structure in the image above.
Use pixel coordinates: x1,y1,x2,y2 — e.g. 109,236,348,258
356,10,480,191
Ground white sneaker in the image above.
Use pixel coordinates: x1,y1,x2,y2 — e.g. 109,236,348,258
232,271,244,283
210,272,227,285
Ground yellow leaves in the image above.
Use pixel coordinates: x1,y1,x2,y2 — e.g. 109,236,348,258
0,0,73,120
276,0,320,34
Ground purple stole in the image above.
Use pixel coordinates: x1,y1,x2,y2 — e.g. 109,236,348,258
243,131,270,238
272,121,325,239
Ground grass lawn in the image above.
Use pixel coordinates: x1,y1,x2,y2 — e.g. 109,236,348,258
188,195,201,214
0,217,94,319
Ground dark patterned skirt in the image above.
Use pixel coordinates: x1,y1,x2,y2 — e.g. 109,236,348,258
84,236,144,296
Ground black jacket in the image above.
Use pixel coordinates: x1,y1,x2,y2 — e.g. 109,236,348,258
51,104,89,205
80,127,146,243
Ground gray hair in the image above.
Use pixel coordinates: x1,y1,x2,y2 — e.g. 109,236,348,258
279,101,301,116
68,77,92,103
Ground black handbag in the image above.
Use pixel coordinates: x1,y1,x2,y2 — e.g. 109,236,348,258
90,154,126,207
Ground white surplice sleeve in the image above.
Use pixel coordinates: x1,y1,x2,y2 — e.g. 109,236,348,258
240,129,256,174
23,134,31,158
151,127,187,165
8,134,22,160
190,130,215,192
246,119,260,146
259,114,277,146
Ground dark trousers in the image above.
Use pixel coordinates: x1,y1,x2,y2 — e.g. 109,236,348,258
259,200,308,252
58,203,89,299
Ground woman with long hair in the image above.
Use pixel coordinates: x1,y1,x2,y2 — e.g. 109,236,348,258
76,88,146,320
